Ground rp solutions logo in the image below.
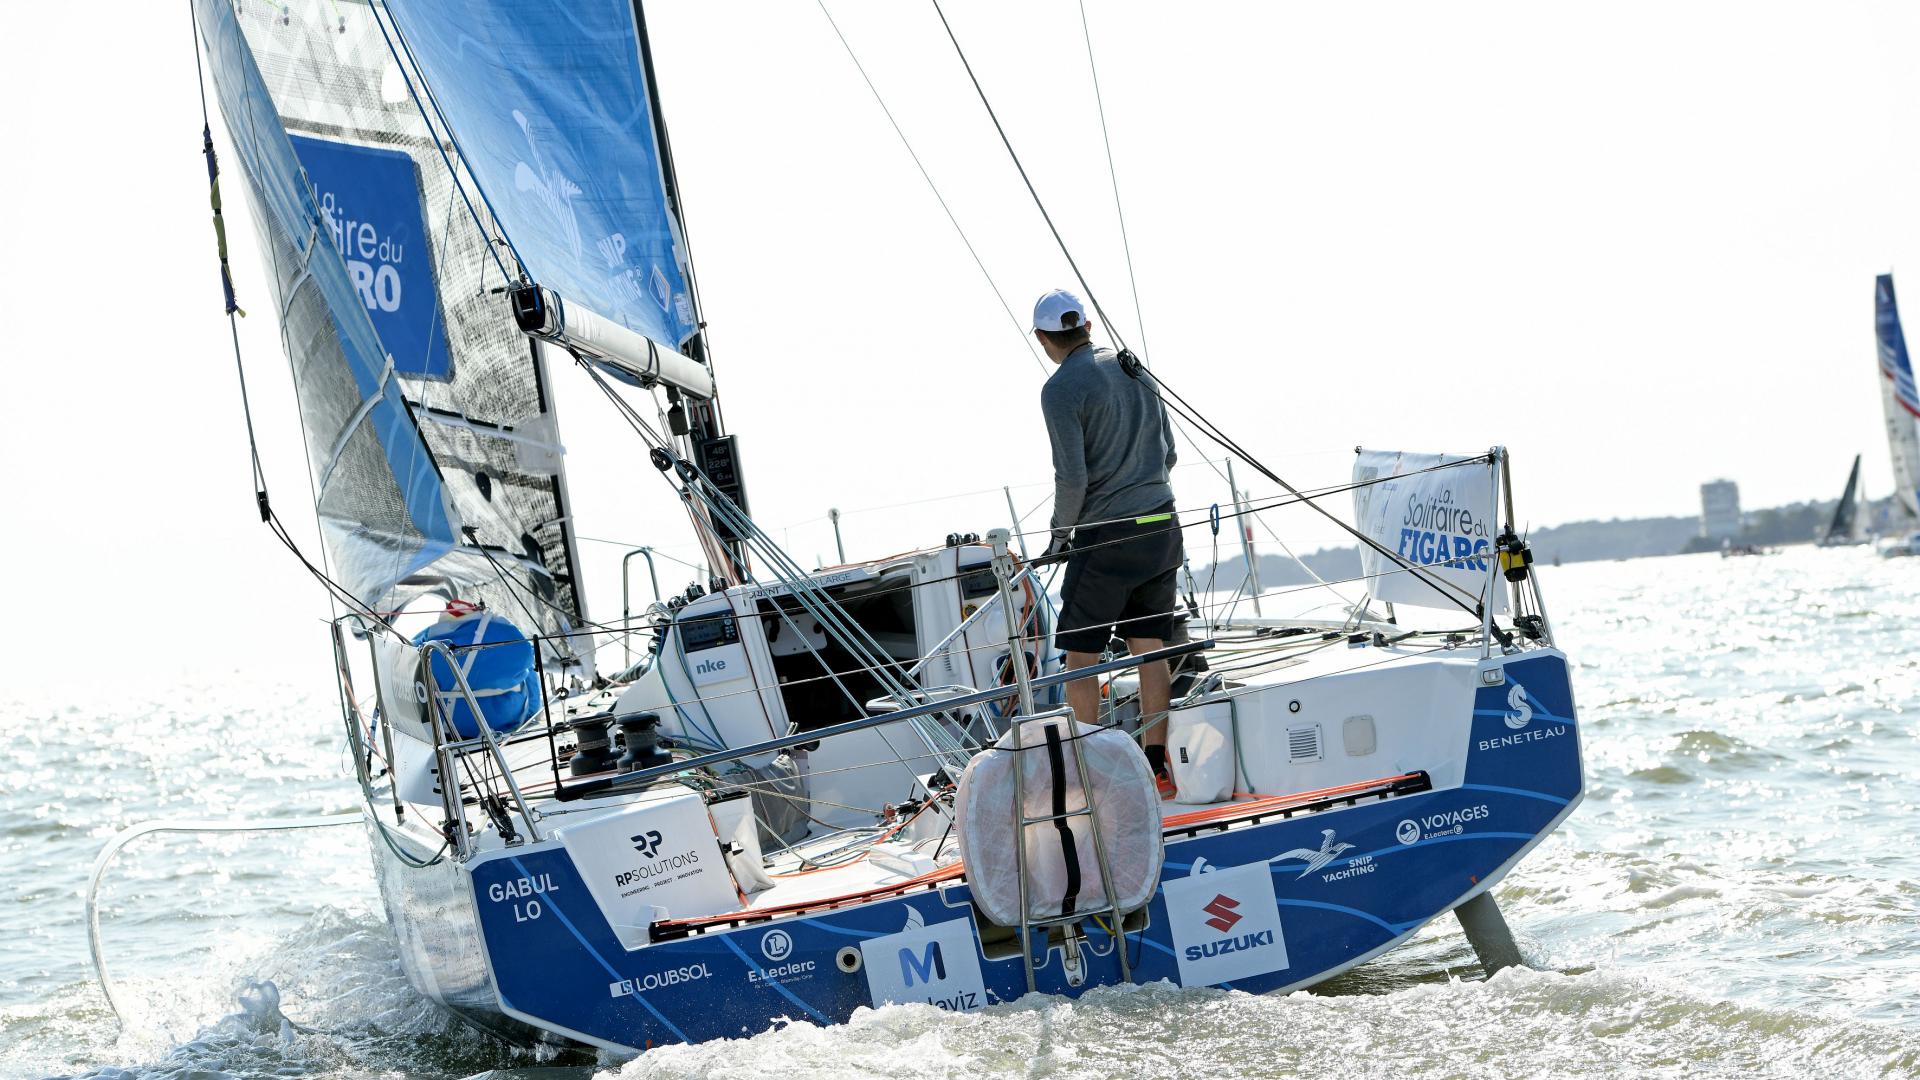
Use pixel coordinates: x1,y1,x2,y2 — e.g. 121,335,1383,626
631,829,664,858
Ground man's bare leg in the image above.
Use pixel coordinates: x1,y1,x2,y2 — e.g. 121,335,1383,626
1064,650,1102,727
1126,638,1170,755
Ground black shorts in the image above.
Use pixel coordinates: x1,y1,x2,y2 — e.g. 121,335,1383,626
1056,506,1183,654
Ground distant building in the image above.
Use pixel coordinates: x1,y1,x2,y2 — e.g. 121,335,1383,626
1700,480,1741,539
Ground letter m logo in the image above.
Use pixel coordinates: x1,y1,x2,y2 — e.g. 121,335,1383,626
899,942,946,987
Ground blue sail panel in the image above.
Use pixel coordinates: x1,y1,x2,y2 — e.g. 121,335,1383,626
289,136,451,379
198,0,459,608
381,0,698,352
1877,274,1920,418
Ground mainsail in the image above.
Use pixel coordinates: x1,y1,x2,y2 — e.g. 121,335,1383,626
1875,273,1920,520
194,0,714,673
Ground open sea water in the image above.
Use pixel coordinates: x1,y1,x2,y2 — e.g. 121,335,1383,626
4,547,1918,1079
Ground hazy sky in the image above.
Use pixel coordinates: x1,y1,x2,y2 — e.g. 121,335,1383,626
4,1,1917,682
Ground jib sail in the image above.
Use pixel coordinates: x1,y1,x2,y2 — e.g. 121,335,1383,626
196,0,613,672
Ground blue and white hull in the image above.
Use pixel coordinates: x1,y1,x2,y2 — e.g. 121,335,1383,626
368,649,1580,1053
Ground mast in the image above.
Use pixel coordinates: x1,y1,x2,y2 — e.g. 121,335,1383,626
633,0,752,579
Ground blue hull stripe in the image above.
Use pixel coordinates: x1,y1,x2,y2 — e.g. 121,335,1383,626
506,856,689,1043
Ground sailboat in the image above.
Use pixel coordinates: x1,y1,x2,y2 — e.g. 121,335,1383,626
1818,455,1867,547
184,0,1584,1054
1876,275,1920,557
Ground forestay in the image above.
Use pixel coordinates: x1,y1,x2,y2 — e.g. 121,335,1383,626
1352,450,1505,614
199,0,597,673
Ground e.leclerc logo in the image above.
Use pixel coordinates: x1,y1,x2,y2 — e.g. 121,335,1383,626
748,927,817,986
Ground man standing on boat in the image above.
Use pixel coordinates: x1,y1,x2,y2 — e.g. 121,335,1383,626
1033,288,1182,783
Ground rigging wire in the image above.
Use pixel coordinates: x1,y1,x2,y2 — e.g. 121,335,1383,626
815,0,1047,374
1077,0,1147,357
189,0,405,643
928,0,1129,354
926,0,1486,620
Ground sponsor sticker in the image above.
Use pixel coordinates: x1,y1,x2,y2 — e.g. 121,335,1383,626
1270,828,1374,884
1476,682,1568,752
287,135,449,378
609,963,712,998
1163,862,1290,987
858,911,988,1012
747,927,818,987
1396,804,1491,845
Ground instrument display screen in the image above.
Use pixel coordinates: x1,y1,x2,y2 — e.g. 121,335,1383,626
679,611,740,653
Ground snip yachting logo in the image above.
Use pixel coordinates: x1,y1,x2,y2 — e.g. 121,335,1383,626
631,830,664,859
1272,829,1356,878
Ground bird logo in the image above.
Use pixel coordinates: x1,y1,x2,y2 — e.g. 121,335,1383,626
1272,829,1355,879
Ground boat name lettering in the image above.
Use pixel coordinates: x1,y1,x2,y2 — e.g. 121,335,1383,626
486,873,560,903
607,964,712,998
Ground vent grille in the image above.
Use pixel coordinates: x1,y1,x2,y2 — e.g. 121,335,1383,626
1287,724,1323,763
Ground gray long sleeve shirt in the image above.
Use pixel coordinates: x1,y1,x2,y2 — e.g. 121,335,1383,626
1042,344,1177,541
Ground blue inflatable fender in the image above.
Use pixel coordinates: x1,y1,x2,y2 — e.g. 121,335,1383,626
412,611,541,738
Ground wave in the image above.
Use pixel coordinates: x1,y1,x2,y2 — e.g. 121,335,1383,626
600,970,1920,1080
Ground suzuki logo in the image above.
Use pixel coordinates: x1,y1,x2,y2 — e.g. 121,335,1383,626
899,941,946,986
1202,894,1243,933
631,829,664,858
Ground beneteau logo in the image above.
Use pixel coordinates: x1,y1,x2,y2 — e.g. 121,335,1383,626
512,110,583,260
1504,683,1533,730
1202,894,1242,933
1272,829,1356,879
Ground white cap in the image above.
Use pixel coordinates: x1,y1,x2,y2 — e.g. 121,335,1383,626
1032,288,1089,332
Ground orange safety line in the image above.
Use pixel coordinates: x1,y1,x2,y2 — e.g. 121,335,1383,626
654,770,1421,933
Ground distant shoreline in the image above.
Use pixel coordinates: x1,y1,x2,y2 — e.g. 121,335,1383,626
1195,494,1896,585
